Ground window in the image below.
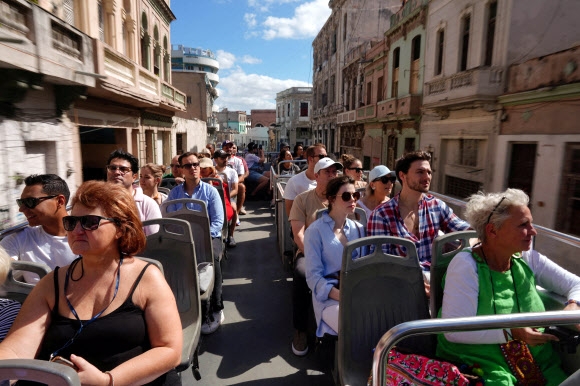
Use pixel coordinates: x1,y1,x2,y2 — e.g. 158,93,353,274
187,96,191,104
329,75,335,104
98,1,104,42
140,12,149,70
153,26,160,76
322,80,328,106
163,36,169,81
484,1,497,66
63,0,74,24
343,13,347,41
460,15,471,71
392,48,400,98
366,82,372,105
377,76,384,101
287,103,290,117
331,32,337,54
445,176,482,199
404,138,415,153
300,102,309,117
435,29,444,75
410,36,421,94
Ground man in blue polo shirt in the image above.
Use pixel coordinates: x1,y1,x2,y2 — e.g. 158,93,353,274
166,151,225,334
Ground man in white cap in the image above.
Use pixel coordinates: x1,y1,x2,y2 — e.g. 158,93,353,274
288,157,342,357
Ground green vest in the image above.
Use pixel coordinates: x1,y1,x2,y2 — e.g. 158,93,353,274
436,250,566,385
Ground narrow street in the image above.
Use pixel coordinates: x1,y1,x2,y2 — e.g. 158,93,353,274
189,200,334,385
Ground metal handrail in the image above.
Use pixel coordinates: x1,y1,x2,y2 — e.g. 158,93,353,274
372,310,580,386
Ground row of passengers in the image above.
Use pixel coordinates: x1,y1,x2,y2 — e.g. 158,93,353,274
304,151,580,384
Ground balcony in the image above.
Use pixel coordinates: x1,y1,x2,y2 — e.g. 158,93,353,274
94,39,185,111
207,117,219,129
337,110,356,124
0,0,95,87
396,95,421,116
377,99,397,118
389,0,428,31
356,104,376,121
424,67,504,107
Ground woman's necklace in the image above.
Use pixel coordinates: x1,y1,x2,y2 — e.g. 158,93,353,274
479,245,521,314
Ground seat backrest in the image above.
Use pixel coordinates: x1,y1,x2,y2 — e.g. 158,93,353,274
314,208,367,227
430,230,478,317
141,218,201,372
0,359,80,385
338,236,433,386
157,187,171,195
160,198,214,265
1,261,51,304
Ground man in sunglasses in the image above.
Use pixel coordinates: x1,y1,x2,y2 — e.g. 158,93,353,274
161,154,185,188
288,157,343,356
166,151,225,335
105,149,161,236
1,174,76,283
368,151,469,270
283,143,327,217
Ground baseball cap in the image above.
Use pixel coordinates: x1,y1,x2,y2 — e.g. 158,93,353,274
314,158,343,174
369,165,395,181
199,157,214,168
222,140,233,148
214,149,229,158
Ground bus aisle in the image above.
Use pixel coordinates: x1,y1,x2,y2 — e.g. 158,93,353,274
192,200,334,385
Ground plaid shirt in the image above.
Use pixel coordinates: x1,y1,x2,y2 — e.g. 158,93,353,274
367,193,469,269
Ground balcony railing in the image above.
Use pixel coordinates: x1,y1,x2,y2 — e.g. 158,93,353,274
389,0,428,30
424,67,505,106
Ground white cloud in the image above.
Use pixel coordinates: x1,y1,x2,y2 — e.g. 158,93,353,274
248,0,301,13
215,67,310,112
241,55,262,64
262,0,330,40
244,13,257,28
216,50,236,70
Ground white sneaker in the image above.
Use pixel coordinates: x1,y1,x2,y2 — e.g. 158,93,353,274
201,310,224,335
236,219,241,226
239,206,247,215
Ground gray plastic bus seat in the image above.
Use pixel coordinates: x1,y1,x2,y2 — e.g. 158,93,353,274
1,261,51,304
315,207,367,227
141,218,203,378
430,231,477,317
338,236,433,386
161,198,220,267
0,359,80,385
157,187,171,195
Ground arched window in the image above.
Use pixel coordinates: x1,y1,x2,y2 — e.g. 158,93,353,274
140,12,150,70
153,25,160,76
410,35,421,94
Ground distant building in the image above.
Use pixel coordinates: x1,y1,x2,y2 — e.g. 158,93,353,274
276,87,313,151
216,109,247,145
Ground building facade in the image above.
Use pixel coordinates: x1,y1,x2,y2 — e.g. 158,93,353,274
311,0,401,155
247,109,275,151
216,108,247,145
275,87,313,151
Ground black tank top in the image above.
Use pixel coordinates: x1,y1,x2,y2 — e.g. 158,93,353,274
26,263,179,385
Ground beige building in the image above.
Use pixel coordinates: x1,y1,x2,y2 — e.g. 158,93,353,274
276,87,313,151
311,0,401,155
420,0,580,205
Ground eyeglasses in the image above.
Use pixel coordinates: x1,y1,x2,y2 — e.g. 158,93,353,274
334,191,361,202
181,163,200,169
486,196,506,225
346,167,363,173
374,176,397,184
63,215,118,231
106,165,133,174
16,195,57,209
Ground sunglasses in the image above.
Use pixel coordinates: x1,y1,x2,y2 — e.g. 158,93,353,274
16,195,57,209
346,167,363,173
374,176,397,184
63,215,118,231
486,196,506,225
106,165,133,174
335,191,361,202
181,163,200,169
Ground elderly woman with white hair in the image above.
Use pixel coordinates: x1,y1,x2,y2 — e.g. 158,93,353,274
437,188,580,385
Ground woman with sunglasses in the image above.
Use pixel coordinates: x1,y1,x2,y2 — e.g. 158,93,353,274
139,163,167,205
304,176,366,337
357,165,396,220
0,181,182,385
341,154,367,190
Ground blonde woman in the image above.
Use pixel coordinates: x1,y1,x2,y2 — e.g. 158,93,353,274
139,163,167,205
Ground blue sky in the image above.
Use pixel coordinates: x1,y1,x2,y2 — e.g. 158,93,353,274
170,0,331,113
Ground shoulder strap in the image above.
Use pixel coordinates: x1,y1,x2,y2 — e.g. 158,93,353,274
52,266,60,315
127,263,153,300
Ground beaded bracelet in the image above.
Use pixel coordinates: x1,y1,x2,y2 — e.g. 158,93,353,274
104,371,114,386
565,299,580,307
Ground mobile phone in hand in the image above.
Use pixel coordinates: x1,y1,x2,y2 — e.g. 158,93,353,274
50,355,79,371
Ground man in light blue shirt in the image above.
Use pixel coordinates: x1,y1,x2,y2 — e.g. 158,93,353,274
166,152,225,334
